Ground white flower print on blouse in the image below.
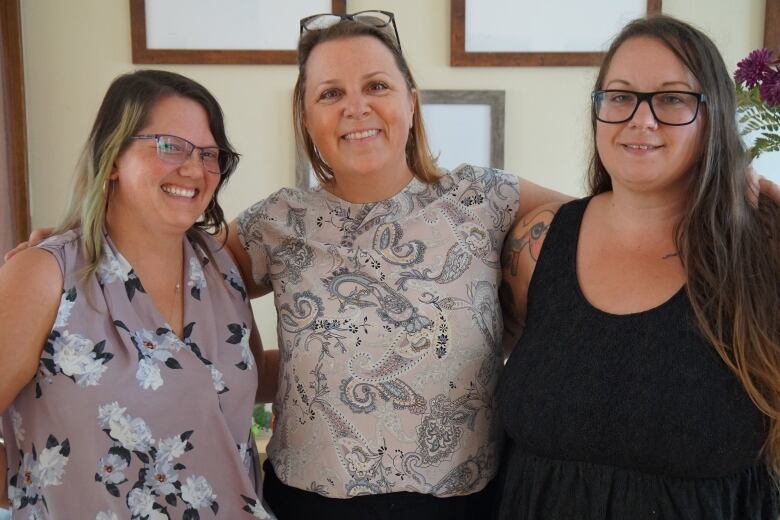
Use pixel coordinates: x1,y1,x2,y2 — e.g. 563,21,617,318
223,266,247,300
209,365,227,393
226,323,254,370
127,488,157,518
53,287,77,328
96,511,120,520
50,332,109,385
7,435,70,516
94,402,222,518
187,256,208,300
241,495,272,519
97,402,154,453
113,323,185,391
131,329,183,364
10,406,25,443
96,453,128,485
97,247,145,301
136,358,164,390
36,445,69,487
144,459,180,496
157,435,187,460
96,247,131,285
237,442,252,473
36,330,113,397
181,475,217,509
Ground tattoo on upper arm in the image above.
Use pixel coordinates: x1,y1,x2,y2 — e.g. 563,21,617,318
502,210,554,276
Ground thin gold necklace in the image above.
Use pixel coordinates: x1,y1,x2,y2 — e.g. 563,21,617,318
166,261,183,328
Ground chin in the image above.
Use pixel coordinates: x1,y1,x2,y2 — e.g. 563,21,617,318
162,215,201,234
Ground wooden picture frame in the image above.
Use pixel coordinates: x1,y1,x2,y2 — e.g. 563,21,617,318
420,90,505,170
450,0,662,67
766,0,780,52
296,89,505,189
1,0,30,246
130,0,346,65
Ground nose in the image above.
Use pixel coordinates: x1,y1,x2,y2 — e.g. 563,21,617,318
342,91,370,119
629,98,658,129
179,148,206,177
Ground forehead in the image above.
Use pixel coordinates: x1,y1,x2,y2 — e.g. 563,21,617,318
305,36,403,82
604,36,699,90
142,96,215,144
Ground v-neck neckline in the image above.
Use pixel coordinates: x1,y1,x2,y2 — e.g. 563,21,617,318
103,233,192,340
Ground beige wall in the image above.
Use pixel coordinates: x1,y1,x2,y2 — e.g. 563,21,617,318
20,0,766,346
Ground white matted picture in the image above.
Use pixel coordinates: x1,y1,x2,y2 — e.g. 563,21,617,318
295,89,506,189
451,0,662,66
420,90,505,172
130,0,345,64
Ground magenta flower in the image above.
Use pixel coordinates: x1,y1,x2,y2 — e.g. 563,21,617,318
735,48,773,88
759,68,780,106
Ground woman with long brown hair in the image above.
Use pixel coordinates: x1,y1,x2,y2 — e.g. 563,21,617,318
498,15,780,519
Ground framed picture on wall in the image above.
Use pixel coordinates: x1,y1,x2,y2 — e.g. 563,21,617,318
450,0,662,66
130,0,346,64
766,0,779,52
420,90,505,171
296,89,505,189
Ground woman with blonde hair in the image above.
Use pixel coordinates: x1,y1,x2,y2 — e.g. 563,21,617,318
227,11,567,519
0,70,273,518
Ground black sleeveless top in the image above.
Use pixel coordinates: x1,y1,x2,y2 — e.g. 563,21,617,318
496,198,777,519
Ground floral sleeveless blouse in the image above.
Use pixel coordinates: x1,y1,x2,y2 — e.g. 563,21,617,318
238,164,520,498
1,230,273,519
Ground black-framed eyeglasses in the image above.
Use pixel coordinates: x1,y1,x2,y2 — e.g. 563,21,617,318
592,90,706,126
300,10,402,53
129,134,239,176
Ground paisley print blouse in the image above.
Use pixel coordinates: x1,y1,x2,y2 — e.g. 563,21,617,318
238,164,520,498
1,230,273,519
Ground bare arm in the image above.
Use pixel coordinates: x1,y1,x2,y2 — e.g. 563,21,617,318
500,203,561,357
0,248,62,414
248,320,278,403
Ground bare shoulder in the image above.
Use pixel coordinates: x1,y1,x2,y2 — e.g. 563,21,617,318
0,246,63,320
0,247,62,295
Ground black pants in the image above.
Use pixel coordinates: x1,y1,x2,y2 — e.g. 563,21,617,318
263,459,498,520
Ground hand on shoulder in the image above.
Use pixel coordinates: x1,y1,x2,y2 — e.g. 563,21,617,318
2,227,55,262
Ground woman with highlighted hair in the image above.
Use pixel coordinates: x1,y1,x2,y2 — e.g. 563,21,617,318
0,70,274,519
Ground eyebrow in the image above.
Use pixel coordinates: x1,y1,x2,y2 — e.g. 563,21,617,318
604,79,696,90
312,71,391,89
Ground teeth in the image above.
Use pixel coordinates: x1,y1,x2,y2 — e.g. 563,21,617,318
344,129,379,140
625,144,657,150
161,185,196,198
